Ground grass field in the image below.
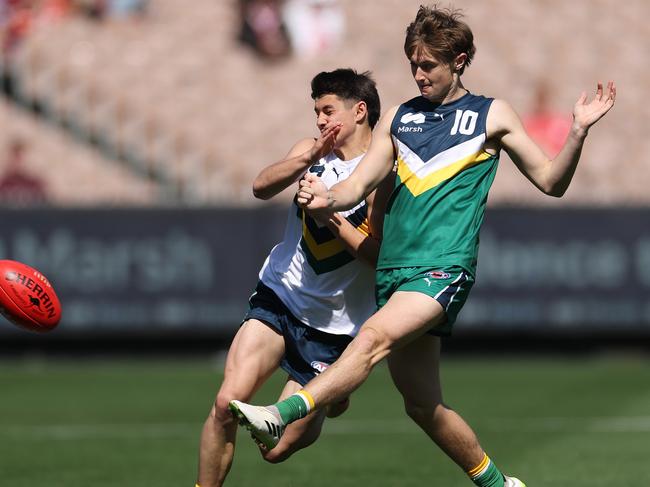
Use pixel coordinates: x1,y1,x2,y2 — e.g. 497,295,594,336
1,354,649,486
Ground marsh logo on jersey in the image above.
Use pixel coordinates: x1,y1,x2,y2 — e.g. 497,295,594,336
400,112,425,124
398,112,425,134
311,361,330,374
426,271,451,279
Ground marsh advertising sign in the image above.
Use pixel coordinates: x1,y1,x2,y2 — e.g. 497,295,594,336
0,208,286,337
466,209,650,332
1,208,649,337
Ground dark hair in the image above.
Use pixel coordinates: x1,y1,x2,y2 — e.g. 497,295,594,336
404,5,476,74
311,68,381,129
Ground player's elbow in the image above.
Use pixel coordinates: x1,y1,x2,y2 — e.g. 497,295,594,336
548,189,566,198
252,180,273,200
543,183,568,198
538,176,568,197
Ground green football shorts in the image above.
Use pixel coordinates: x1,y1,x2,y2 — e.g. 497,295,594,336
375,266,474,336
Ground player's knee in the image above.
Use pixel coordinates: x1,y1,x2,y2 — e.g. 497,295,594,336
213,390,238,425
352,326,390,360
403,400,445,426
403,401,428,424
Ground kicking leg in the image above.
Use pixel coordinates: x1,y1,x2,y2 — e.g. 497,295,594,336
297,291,446,408
230,291,445,448
197,319,284,487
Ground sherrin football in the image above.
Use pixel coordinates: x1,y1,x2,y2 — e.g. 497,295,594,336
0,260,61,333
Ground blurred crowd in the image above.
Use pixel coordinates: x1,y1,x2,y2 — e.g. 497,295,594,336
1,0,342,70
0,0,644,208
238,0,344,60
1,0,147,91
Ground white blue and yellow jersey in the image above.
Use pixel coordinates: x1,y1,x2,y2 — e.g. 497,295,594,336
379,92,498,276
259,152,375,337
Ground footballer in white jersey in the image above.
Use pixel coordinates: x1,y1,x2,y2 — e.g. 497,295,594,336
197,68,391,487
259,151,376,338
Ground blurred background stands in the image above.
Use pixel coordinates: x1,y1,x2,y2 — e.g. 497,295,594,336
0,0,647,207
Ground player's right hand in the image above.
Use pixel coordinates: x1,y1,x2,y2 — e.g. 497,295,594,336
297,172,329,209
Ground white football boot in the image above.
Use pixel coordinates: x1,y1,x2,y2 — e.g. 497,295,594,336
229,400,285,450
504,476,527,487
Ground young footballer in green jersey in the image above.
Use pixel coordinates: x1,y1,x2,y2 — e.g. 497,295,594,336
230,6,616,487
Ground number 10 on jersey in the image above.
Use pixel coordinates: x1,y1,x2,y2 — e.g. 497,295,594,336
450,109,478,135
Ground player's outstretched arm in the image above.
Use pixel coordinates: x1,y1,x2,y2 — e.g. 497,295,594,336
317,169,395,267
253,122,342,200
297,108,397,211
491,81,616,197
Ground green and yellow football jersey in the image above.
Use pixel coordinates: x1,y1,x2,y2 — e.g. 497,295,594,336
379,93,498,276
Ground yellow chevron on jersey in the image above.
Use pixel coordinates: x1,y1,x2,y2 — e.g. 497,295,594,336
258,150,376,336
395,134,492,197
378,92,498,273
301,214,347,261
297,201,370,274
355,219,370,237
300,213,370,258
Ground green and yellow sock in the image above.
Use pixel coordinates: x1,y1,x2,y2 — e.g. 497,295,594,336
274,390,315,424
467,453,505,487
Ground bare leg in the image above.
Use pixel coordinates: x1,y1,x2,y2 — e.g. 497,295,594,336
301,291,447,409
387,333,484,471
197,320,284,487
229,292,450,454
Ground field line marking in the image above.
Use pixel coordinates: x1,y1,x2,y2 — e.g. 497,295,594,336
3,416,650,440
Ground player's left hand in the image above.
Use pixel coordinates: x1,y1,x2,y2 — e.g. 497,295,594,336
572,81,616,133
309,121,342,164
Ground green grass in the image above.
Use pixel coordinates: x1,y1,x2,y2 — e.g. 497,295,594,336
1,355,649,486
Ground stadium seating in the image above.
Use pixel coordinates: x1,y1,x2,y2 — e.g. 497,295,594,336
0,97,159,205
4,0,648,206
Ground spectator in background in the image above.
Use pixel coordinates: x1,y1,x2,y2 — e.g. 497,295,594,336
72,0,106,21
282,0,344,58
238,0,291,60
2,0,69,56
2,0,71,94
2,1,33,57
0,1,8,29
0,137,48,205
107,0,147,20
522,80,572,157
36,0,71,22
71,0,146,21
